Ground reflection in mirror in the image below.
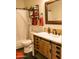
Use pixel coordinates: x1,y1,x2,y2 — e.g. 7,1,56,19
45,0,62,24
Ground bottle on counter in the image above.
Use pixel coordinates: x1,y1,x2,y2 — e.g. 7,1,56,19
48,27,51,34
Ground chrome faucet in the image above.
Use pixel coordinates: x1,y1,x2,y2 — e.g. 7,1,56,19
53,29,57,35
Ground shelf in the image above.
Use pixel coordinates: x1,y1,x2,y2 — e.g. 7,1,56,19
30,5,39,25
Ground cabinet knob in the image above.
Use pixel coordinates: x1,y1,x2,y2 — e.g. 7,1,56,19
37,47,39,49
56,55,60,59
56,46,61,50
56,51,60,55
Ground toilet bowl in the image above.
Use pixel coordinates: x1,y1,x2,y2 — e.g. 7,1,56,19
16,39,33,54
16,39,33,49
21,39,33,47
21,39,33,53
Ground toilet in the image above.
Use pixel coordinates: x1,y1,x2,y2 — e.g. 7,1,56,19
16,39,33,53
16,39,33,59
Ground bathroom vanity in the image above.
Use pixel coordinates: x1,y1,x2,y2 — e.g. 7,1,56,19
32,32,61,59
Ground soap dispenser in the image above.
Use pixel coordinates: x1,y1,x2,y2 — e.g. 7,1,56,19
48,27,51,34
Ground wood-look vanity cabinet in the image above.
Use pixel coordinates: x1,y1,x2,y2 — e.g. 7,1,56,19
52,42,61,59
40,39,51,59
34,35,61,59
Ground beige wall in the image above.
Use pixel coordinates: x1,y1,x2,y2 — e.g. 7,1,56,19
24,0,61,30
16,0,25,8
16,0,62,33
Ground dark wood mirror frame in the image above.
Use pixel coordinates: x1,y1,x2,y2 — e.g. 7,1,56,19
45,0,62,24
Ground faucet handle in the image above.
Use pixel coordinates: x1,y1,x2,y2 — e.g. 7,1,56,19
52,29,57,35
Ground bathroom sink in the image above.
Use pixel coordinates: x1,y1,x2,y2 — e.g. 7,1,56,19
32,32,62,43
37,32,51,38
37,32,62,43
37,32,57,37
37,32,50,36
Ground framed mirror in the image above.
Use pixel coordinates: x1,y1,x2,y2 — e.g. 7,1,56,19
45,0,62,24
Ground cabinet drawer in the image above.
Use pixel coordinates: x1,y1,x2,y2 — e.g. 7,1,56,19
52,43,61,52
52,54,61,59
41,39,51,48
52,43,61,59
34,36,38,39
56,51,61,56
34,41,39,45
56,45,61,56
56,55,61,59
34,38,38,42
56,45,61,50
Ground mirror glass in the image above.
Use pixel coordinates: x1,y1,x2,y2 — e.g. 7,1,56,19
45,0,62,24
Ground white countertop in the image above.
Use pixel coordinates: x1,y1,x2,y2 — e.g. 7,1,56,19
31,32,62,44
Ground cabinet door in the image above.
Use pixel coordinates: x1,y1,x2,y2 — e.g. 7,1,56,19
34,36,51,59
52,43,61,59
40,39,51,59
34,36,39,51
56,44,61,59
38,39,44,54
52,43,57,59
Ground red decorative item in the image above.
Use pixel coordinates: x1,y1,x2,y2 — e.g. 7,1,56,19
30,5,39,25
32,18,37,25
39,16,44,26
16,49,24,59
